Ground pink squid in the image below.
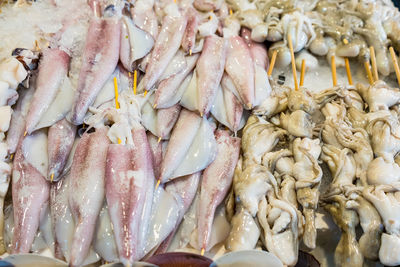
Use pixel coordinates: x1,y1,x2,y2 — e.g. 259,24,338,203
25,48,70,134
241,27,269,70
156,104,182,140
154,54,199,109
196,35,227,116
225,36,255,109
68,5,120,125
159,109,202,183
68,127,110,267
141,15,188,91
181,7,200,54
155,172,201,254
197,129,240,252
47,118,77,182
12,132,50,253
105,125,155,265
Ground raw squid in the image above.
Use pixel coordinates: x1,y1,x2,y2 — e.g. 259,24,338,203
154,54,199,109
131,0,158,40
159,109,201,182
47,119,76,182
156,104,181,140
25,48,70,134
6,88,34,154
69,6,121,125
119,16,154,72
68,126,110,267
181,7,200,54
141,14,188,91
50,172,100,265
105,125,154,265
225,36,255,109
12,130,50,253
156,172,201,253
159,109,216,183
196,35,227,116
198,129,240,252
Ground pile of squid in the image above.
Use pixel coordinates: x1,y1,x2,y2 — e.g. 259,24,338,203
0,0,274,266
225,74,400,266
315,80,400,267
225,81,322,266
227,0,400,75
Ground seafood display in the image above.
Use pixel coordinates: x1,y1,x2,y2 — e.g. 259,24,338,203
1,0,400,266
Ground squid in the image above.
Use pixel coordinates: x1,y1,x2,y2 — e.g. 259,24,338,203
154,54,199,109
68,126,110,267
47,119,77,182
357,81,400,112
292,138,322,250
12,130,50,254
322,194,363,267
6,88,34,154
131,0,158,40
197,129,240,252
181,7,200,54
25,48,70,134
258,196,300,266
346,193,383,261
363,185,400,266
159,109,216,183
141,14,188,92
211,80,244,133
196,35,227,116
119,15,154,72
105,125,154,265
225,36,254,109
241,115,286,166
69,3,121,125
155,172,201,254
50,172,100,265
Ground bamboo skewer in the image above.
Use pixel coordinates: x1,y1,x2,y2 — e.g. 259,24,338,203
331,55,337,86
342,38,353,85
344,58,353,85
370,46,379,81
287,34,299,91
133,70,137,95
113,77,122,144
267,50,277,76
300,59,306,86
364,60,374,85
113,77,120,109
389,47,400,87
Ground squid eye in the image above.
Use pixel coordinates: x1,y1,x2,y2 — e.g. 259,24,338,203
104,4,116,17
278,74,285,85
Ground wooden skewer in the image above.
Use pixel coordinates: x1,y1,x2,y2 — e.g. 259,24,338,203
113,77,120,109
158,136,162,143
155,179,161,190
369,46,379,81
331,55,337,86
300,59,306,86
344,58,353,85
364,60,374,85
389,47,400,88
287,34,299,91
113,77,122,144
267,50,277,76
133,70,137,95
189,49,192,56
50,173,54,182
